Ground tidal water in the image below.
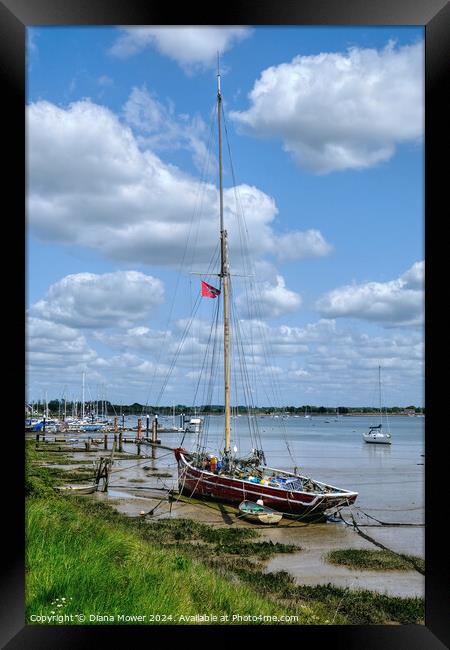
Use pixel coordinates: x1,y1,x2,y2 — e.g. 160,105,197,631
119,413,424,528
92,413,425,595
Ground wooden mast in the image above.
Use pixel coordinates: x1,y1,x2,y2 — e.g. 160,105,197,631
217,59,231,455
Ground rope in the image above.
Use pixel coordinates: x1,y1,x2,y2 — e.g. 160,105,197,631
335,507,425,575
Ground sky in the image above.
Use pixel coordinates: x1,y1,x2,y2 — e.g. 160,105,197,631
26,25,424,408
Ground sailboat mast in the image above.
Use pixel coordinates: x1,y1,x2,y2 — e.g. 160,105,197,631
217,61,231,454
378,365,382,425
82,371,85,420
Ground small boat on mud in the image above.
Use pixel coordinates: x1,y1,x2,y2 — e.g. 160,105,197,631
55,484,98,494
239,500,283,525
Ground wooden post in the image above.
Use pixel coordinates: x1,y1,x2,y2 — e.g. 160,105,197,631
114,416,118,433
146,414,150,438
95,457,111,492
95,457,103,485
119,431,123,452
137,441,141,456
103,460,110,492
85,439,91,451
114,433,118,448
36,433,40,443
104,433,108,450
152,418,157,444
137,418,142,440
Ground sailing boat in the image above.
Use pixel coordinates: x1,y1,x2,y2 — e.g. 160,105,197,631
173,68,357,517
362,366,392,444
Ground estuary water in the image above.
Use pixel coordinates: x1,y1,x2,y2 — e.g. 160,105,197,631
121,412,425,531
89,413,425,596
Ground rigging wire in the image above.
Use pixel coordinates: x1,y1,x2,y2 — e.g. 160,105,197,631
141,105,217,414
222,105,298,468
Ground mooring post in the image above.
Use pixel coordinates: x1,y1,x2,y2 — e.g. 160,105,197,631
122,414,125,430
35,433,40,444
152,418,157,444
146,414,150,438
95,457,103,485
137,417,142,440
114,433,118,448
137,441,141,456
114,416,118,433
85,439,91,451
119,430,123,452
104,433,108,450
103,459,110,492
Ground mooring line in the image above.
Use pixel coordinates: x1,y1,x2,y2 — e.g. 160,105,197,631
339,508,425,576
352,506,424,527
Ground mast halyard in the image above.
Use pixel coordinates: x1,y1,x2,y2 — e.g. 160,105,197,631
217,61,231,455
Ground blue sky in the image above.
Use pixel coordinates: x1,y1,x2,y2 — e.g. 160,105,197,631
26,26,424,408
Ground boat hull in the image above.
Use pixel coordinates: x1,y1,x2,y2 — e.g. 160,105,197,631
363,434,391,445
175,450,357,517
55,484,98,494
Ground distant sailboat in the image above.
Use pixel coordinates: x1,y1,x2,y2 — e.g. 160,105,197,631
362,366,392,445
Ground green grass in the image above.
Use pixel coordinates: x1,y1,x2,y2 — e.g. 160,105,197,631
326,549,425,573
26,497,319,625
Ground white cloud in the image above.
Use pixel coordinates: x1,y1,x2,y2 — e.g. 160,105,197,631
237,275,302,319
400,260,424,289
123,85,210,171
315,261,424,327
109,26,251,72
29,271,164,329
27,99,332,269
26,303,424,406
26,317,97,369
231,41,423,173
273,229,333,260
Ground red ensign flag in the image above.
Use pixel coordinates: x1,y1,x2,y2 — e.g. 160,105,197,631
201,281,221,298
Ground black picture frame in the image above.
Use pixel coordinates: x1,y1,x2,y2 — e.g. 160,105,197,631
4,0,448,647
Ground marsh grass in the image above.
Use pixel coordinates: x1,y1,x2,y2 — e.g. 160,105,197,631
326,549,425,573
289,583,424,625
234,570,424,625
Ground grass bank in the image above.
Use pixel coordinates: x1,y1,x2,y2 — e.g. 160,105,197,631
27,497,305,625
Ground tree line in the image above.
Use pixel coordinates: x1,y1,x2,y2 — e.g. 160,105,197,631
28,400,425,417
